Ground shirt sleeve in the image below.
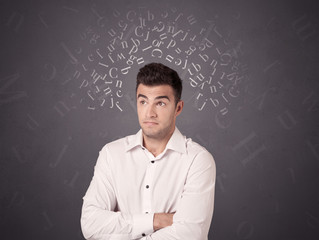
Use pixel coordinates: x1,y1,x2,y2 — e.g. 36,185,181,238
144,150,216,240
81,146,155,240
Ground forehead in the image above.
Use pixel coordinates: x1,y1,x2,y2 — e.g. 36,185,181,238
136,84,174,98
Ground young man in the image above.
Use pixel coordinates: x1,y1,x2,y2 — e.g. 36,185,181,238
81,63,216,240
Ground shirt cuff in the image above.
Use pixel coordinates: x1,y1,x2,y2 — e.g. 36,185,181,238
131,213,154,239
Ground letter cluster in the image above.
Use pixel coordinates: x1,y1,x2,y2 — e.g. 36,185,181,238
65,5,248,113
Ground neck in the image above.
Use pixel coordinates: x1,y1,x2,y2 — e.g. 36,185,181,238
143,129,175,157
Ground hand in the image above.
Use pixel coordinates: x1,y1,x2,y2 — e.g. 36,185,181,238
153,212,175,231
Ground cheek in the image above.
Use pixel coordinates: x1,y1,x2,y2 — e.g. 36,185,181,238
161,109,174,121
137,106,148,118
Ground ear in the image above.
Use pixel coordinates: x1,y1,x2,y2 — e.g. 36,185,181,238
175,100,184,117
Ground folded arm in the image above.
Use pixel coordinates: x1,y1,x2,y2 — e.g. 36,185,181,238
144,150,216,240
81,147,154,240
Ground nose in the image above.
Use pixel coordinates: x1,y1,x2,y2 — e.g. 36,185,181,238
146,104,157,118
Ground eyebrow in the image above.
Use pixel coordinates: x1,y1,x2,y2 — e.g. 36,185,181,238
137,94,170,101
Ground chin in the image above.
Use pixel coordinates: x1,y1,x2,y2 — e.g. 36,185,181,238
142,128,160,138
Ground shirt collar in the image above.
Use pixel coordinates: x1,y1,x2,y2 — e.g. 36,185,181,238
165,127,187,154
125,127,186,154
125,129,143,152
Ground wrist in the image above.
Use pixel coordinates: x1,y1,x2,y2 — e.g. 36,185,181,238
153,213,174,231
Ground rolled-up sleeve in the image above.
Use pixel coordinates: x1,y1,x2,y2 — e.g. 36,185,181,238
144,150,216,240
81,147,154,240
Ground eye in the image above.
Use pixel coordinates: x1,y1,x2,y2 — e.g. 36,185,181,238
157,101,166,107
139,100,147,105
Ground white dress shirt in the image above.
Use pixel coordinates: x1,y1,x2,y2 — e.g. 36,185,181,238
81,127,216,240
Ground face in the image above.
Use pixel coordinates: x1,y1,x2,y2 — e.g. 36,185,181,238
136,84,184,141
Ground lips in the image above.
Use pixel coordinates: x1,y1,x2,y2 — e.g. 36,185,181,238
143,121,158,125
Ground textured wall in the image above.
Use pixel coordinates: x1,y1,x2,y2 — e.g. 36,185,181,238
1,0,319,239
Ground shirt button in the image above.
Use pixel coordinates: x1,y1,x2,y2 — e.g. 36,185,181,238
142,233,146,236
145,212,148,214
151,160,155,163
146,185,149,189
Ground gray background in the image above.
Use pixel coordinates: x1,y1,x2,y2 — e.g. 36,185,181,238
1,0,319,239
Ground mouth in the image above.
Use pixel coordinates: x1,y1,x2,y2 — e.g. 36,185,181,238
143,121,158,126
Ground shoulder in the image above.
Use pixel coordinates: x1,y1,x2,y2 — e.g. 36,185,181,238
100,133,136,153
185,137,216,168
185,137,212,156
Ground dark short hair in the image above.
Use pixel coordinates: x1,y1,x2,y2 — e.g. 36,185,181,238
136,63,183,105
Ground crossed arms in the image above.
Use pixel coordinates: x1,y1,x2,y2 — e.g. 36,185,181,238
81,149,216,240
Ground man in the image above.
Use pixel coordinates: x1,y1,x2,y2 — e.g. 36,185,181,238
81,63,216,240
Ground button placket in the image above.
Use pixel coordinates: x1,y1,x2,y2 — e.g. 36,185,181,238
142,158,156,214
